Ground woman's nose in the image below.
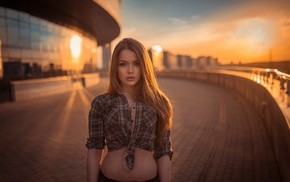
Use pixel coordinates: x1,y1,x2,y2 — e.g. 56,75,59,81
128,64,133,73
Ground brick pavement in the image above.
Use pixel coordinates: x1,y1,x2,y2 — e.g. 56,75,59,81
162,78,281,182
0,78,281,182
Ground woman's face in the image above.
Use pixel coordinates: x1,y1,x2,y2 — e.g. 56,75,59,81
117,49,142,90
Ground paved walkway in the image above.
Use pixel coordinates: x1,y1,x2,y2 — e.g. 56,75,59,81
0,78,281,182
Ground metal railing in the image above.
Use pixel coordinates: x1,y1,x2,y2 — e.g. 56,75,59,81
216,66,290,94
160,65,290,128
213,65,290,128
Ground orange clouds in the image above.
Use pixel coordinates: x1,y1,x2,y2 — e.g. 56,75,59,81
167,15,290,64
120,1,290,64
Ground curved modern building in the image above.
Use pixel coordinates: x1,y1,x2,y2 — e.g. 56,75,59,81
0,0,121,100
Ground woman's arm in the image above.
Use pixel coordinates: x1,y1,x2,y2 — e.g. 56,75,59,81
157,155,171,182
155,128,173,182
87,149,103,182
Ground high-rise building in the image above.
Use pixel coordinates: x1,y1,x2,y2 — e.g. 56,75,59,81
0,0,121,90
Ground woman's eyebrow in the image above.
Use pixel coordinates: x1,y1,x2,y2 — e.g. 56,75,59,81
118,60,139,62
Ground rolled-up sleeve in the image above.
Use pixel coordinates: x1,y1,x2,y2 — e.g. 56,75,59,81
85,97,106,149
154,129,173,160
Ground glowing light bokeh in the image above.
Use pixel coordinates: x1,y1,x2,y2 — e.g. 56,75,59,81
152,45,163,52
70,35,82,58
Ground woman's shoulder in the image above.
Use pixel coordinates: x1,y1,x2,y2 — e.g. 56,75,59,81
90,93,119,112
92,93,112,104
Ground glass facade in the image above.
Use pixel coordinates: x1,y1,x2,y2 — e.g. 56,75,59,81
0,7,98,81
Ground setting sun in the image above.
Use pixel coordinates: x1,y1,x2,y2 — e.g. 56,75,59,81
151,45,164,70
152,45,163,52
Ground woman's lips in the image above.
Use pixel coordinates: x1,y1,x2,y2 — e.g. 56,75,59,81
126,76,135,80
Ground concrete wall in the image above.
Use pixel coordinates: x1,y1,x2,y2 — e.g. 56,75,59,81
10,73,100,102
158,70,290,182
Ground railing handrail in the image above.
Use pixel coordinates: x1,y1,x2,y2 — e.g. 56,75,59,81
213,65,290,80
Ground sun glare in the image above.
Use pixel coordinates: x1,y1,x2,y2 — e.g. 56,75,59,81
229,18,273,58
151,45,164,70
152,45,163,52
70,35,82,58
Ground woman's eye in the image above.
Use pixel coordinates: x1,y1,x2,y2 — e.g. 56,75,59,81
134,62,140,66
119,63,126,66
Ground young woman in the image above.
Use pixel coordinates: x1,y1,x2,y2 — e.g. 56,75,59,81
86,38,173,182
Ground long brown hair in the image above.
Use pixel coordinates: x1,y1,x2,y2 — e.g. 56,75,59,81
108,38,173,146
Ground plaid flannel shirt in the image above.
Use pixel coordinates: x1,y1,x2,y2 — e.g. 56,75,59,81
86,93,173,165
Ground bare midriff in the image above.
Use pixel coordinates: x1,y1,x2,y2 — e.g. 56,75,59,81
101,147,157,181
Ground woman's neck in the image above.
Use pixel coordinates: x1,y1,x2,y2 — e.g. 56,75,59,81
120,86,136,100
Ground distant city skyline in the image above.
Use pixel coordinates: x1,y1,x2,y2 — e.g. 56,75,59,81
114,0,290,64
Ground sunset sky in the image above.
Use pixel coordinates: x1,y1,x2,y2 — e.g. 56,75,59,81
115,0,290,64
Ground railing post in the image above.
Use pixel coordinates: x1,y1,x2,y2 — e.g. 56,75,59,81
280,78,286,90
286,79,290,95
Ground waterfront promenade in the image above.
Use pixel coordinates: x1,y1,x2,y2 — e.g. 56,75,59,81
0,78,281,182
